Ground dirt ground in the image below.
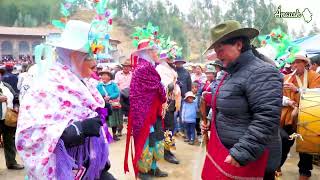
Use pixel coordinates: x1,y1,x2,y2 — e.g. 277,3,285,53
1,128,319,180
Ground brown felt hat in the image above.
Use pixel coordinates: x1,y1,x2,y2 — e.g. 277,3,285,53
204,20,259,54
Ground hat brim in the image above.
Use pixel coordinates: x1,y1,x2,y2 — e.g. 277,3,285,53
184,95,196,100
294,57,311,64
174,60,186,64
98,70,110,76
131,47,156,56
203,28,259,55
47,41,89,53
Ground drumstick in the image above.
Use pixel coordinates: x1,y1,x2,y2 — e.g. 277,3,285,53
200,96,208,147
284,69,297,84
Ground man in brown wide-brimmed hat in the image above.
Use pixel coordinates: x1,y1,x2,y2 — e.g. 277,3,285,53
114,58,132,135
279,54,320,179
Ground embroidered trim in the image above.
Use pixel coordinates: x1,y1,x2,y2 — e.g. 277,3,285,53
206,153,263,180
71,123,81,136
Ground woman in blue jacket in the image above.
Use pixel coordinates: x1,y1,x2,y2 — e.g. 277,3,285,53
97,70,122,141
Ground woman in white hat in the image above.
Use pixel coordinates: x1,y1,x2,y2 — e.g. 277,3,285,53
16,20,115,180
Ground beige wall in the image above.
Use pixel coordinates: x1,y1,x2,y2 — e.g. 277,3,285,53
0,35,121,61
0,35,45,58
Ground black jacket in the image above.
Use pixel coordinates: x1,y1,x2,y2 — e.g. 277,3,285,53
3,73,19,94
176,67,191,97
215,50,282,172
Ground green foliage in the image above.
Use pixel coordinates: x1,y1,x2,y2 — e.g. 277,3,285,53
0,0,64,27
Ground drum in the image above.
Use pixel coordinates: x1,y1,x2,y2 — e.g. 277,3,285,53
297,88,320,154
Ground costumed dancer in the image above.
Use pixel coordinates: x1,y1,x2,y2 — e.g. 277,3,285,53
156,42,182,164
124,23,168,179
15,20,115,180
201,20,282,179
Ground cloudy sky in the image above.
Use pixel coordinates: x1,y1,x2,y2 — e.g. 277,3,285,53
168,0,320,35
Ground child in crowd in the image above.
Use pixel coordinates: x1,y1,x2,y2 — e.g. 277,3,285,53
192,82,202,138
181,91,198,145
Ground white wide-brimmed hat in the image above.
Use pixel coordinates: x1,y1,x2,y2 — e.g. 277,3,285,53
184,91,196,100
48,20,91,53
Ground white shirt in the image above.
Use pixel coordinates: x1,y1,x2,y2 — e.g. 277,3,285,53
0,82,14,120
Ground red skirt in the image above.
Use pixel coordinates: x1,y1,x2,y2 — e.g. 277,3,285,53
202,73,269,180
201,119,269,180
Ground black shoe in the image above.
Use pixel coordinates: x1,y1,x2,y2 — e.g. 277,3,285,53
7,164,24,170
184,139,189,142
188,141,195,145
113,135,120,141
164,153,180,164
138,172,152,180
117,131,122,137
148,168,168,177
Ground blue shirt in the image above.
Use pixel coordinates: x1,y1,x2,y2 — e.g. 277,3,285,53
96,81,120,100
181,100,198,123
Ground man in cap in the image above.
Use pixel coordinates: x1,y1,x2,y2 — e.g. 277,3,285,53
202,64,217,92
3,63,19,94
174,56,192,135
210,60,224,80
0,67,24,170
279,55,320,179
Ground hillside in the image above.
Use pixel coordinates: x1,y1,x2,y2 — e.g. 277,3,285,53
70,10,204,61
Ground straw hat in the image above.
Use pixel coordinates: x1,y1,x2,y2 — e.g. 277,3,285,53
48,20,91,53
294,55,311,64
205,65,216,73
121,59,131,66
204,20,259,54
184,91,196,100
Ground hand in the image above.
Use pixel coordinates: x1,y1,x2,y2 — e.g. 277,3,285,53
13,106,19,113
0,96,7,102
287,100,297,108
104,96,110,101
201,121,210,134
224,155,240,167
162,103,168,118
81,116,103,137
284,83,298,92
